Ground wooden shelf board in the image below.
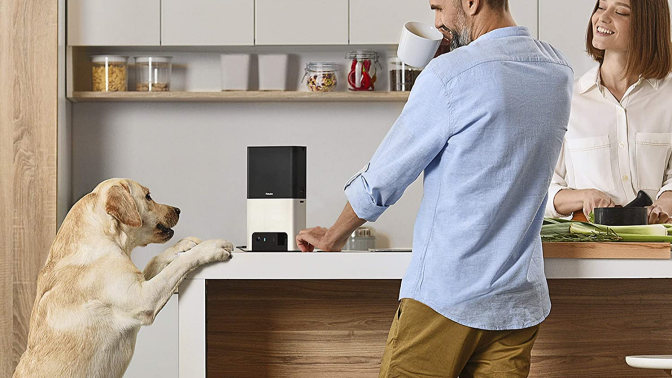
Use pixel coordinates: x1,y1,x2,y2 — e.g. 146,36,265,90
542,242,671,259
69,91,410,103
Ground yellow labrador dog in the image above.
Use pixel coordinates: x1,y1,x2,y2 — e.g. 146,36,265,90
13,178,233,378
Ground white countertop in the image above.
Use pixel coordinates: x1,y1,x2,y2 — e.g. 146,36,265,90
187,250,672,280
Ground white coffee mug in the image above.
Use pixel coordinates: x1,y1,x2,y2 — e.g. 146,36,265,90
397,21,444,68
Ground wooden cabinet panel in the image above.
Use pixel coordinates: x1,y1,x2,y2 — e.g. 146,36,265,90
255,0,348,45
1,0,58,372
510,0,539,38
68,0,160,46
206,279,672,377
161,0,254,46
349,0,434,45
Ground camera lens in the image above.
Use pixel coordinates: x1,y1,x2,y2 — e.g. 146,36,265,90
256,236,261,242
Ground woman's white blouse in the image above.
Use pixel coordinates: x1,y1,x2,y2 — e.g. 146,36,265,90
547,66,672,217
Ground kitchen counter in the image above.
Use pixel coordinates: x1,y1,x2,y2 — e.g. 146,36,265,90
189,245,672,281
178,247,672,378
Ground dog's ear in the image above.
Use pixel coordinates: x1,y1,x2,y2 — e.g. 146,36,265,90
105,183,142,228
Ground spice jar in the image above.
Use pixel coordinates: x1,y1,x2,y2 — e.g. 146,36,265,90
345,51,380,91
91,55,128,92
389,57,423,92
303,62,339,92
344,227,376,251
135,56,172,92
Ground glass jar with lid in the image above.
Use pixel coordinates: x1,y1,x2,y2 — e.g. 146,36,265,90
344,227,376,251
303,62,339,92
389,57,423,92
135,56,172,92
345,51,381,91
91,55,128,92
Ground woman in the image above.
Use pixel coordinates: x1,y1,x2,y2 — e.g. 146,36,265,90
547,0,672,224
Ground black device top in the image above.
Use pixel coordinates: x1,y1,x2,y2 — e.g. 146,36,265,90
247,146,306,199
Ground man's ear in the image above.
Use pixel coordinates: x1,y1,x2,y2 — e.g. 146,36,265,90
466,0,481,16
105,183,142,228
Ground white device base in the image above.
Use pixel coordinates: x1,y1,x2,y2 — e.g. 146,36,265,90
247,198,306,251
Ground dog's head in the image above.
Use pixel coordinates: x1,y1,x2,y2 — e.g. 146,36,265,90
94,179,180,246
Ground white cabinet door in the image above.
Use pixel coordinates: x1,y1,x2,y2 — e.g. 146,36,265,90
350,0,434,45
539,0,598,78
510,0,538,38
161,0,254,46
255,0,348,45
67,0,160,46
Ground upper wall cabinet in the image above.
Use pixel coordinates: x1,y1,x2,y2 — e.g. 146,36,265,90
255,0,349,45
539,0,598,78
68,0,160,46
349,0,434,45
161,0,254,46
509,0,538,38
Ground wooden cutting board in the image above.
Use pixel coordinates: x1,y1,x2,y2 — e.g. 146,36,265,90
542,242,671,259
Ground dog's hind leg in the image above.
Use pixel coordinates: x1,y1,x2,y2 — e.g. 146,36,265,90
135,239,233,325
143,237,202,280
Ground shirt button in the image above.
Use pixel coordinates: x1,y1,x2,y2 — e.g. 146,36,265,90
619,108,625,114
619,142,625,148
623,175,629,181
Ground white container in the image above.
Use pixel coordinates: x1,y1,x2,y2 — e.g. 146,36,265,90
135,56,172,92
220,54,250,91
258,54,289,91
397,21,443,68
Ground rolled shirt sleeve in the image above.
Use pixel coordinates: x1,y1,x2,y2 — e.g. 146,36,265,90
546,140,573,218
344,68,452,222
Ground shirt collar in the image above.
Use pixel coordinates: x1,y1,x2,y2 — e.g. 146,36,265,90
579,66,602,94
646,78,661,90
579,65,661,95
475,26,531,43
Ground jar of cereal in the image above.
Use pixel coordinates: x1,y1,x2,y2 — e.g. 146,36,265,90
91,55,128,92
302,62,339,92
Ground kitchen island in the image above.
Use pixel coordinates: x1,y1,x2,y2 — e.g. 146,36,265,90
178,247,672,378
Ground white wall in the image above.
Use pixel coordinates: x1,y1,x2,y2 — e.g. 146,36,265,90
71,101,422,377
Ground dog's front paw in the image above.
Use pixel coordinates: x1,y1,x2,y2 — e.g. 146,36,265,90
193,239,234,264
174,236,202,253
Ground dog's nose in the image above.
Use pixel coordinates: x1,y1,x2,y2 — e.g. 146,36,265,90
174,207,181,215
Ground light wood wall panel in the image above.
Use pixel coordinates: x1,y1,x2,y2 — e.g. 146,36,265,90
207,279,672,378
0,0,59,373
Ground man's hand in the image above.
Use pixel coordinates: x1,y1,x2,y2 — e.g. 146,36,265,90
296,227,345,252
296,202,366,252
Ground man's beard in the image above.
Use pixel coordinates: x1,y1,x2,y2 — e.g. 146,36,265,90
448,27,472,51
448,3,473,52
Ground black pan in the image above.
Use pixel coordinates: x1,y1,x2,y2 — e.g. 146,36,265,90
594,191,653,226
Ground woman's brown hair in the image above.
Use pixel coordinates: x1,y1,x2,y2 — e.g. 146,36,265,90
586,0,672,80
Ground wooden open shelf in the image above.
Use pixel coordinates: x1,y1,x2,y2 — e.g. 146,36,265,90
542,242,671,259
69,91,411,103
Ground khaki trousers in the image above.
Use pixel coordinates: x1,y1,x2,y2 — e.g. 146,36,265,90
379,298,540,378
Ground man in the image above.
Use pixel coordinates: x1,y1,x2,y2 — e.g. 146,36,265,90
296,0,573,376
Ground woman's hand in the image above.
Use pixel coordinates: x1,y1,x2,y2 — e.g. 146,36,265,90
649,192,672,224
580,189,616,219
647,205,670,224
554,188,615,218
